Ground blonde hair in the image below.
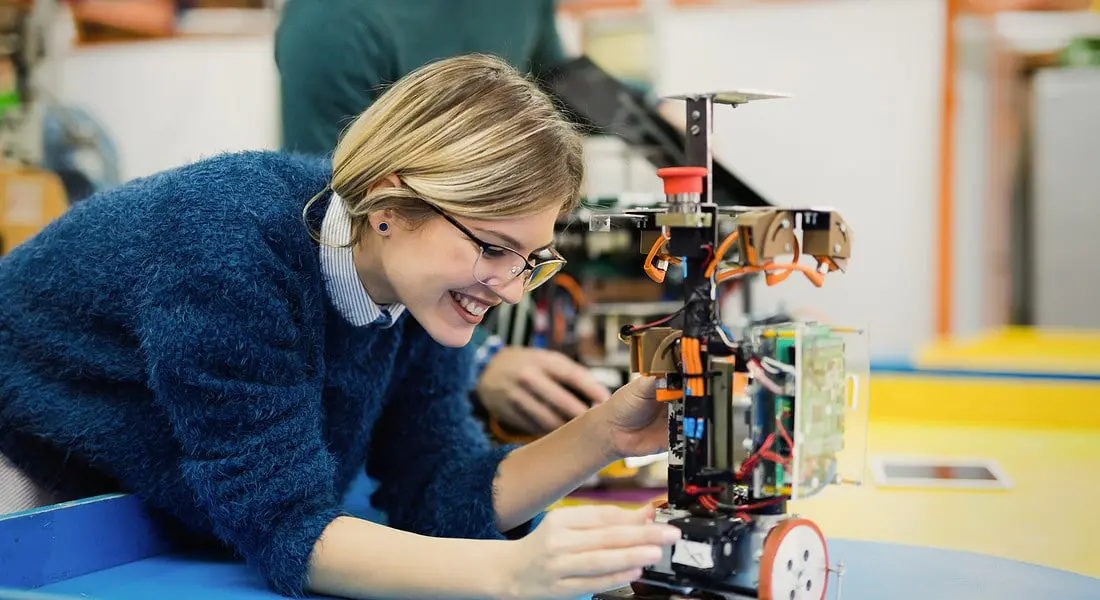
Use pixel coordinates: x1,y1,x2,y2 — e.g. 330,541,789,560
320,53,584,244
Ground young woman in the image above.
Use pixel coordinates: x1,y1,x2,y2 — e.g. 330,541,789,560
0,54,678,599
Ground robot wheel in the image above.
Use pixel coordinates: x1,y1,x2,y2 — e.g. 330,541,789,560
758,518,829,600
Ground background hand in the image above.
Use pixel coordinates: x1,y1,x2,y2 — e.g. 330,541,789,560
502,504,679,600
477,347,611,435
592,376,668,460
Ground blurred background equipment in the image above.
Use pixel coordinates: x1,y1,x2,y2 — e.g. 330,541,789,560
0,0,69,256
0,0,122,256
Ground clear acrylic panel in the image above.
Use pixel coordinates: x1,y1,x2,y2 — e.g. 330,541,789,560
790,321,870,501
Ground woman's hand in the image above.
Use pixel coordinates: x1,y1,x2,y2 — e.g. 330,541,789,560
501,504,680,600
589,376,669,461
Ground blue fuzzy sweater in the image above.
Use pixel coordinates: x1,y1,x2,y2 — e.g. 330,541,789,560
0,151,522,595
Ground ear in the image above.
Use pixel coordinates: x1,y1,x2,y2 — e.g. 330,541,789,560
368,173,402,193
364,173,403,236
367,209,396,236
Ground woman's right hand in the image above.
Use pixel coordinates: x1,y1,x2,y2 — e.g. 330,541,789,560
500,504,681,600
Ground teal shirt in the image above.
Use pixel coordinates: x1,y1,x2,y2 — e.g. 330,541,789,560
275,0,567,156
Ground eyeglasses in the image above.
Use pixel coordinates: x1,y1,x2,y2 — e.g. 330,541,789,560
426,203,566,292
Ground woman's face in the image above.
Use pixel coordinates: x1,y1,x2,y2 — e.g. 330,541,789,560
370,206,560,347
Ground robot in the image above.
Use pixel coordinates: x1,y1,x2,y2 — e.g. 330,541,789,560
588,90,869,600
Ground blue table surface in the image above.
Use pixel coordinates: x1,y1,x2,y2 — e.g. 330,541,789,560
4,538,1098,600
3,474,1099,600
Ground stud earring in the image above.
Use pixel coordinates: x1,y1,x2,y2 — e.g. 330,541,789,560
378,222,389,233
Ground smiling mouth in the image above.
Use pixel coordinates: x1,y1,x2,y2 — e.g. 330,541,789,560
450,291,493,317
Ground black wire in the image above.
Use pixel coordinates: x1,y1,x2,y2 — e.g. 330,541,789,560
619,304,688,338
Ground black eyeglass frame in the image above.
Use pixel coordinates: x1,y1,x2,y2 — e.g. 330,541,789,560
424,203,566,290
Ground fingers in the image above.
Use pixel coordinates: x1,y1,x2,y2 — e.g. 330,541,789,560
560,522,681,554
508,385,566,433
622,375,657,399
635,503,657,522
534,505,682,598
548,505,649,530
553,545,662,578
541,351,612,406
557,568,644,598
520,368,590,420
493,402,545,436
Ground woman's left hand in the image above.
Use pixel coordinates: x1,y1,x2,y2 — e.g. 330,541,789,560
591,376,669,461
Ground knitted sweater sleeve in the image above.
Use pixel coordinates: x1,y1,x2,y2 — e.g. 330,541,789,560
136,216,339,596
367,323,534,540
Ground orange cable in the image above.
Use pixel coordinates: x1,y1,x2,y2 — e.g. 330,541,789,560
705,230,739,277
717,262,824,288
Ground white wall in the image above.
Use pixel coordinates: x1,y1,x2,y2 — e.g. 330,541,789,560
1030,67,1100,328
650,0,946,358
56,34,280,182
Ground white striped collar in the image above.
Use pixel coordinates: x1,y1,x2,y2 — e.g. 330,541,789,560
319,192,406,328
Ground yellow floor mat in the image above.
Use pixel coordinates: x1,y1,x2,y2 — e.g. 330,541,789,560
915,326,1100,375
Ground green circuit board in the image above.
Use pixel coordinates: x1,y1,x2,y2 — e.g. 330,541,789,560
787,324,849,500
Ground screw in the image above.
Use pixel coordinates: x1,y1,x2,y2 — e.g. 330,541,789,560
781,219,791,228
839,223,846,233
692,110,701,120
690,125,700,135
833,243,841,253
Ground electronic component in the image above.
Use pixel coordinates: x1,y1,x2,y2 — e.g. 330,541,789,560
589,90,869,600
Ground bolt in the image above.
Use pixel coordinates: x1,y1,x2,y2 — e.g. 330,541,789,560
839,223,846,233
692,110,701,120
781,219,791,228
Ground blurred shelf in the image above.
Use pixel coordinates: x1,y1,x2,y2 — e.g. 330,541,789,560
993,10,1100,54
586,300,682,316
72,6,276,47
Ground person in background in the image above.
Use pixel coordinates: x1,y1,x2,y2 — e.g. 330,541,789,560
275,0,611,437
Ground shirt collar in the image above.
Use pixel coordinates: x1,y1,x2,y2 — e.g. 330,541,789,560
318,192,406,328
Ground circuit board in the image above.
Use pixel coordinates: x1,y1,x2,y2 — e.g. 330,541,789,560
791,325,848,500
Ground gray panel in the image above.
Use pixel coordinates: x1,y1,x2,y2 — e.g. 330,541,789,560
1030,68,1100,329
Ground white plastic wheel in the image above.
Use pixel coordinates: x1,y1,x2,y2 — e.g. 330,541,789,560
758,517,829,600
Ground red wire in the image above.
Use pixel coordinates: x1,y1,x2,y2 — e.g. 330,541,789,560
734,497,787,512
776,417,795,450
630,313,676,331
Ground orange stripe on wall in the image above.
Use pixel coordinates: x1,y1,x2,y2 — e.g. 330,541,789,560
937,0,960,338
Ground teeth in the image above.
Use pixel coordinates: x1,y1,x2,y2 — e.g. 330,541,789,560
452,292,488,317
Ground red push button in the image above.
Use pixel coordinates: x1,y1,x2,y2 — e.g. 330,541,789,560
657,166,708,195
